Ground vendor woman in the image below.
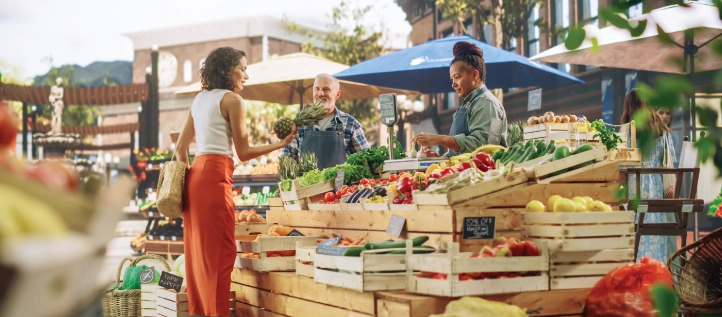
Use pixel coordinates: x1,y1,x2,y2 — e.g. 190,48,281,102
413,41,508,157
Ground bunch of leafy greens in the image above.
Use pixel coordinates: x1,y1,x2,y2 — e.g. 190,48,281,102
347,146,390,173
298,169,325,188
322,164,373,185
591,120,622,151
280,179,293,192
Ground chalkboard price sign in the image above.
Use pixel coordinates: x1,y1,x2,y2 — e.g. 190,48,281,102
462,216,496,240
334,170,345,191
316,235,348,256
140,267,154,284
158,271,184,292
528,89,542,112
286,229,305,236
386,214,406,239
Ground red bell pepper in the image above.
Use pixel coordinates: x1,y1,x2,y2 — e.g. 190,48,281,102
474,152,495,169
471,158,490,172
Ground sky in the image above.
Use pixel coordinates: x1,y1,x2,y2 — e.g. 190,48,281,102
0,0,412,78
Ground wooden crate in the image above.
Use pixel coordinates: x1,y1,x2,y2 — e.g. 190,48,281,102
236,235,321,272
279,179,334,202
231,269,376,316
375,289,591,317
234,222,274,236
415,169,528,207
525,146,607,181
405,242,549,297
550,249,634,290
307,202,340,210
283,199,308,210
155,289,235,317
268,197,284,207
361,197,390,210
341,202,366,210
295,241,315,279
521,211,635,252
454,182,619,209
536,160,621,184
314,249,411,292
145,241,184,259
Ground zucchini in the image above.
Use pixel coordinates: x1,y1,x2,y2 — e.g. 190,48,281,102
387,246,436,255
545,142,556,155
491,150,505,161
501,146,520,164
364,236,429,250
343,246,366,257
521,147,538,163
515,146,533,163
535,140,546,155
506,150,523,164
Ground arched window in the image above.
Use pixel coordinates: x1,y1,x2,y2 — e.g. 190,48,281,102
183,60,192,83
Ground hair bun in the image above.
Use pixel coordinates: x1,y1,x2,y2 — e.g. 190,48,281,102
453,41,483,58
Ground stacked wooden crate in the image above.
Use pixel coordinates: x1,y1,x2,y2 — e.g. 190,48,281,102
235,235,321,272
278,179,333,210
141,284,162,317
155,289,235,317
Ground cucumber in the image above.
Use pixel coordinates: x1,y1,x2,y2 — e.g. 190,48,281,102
500,146,517,162
387,246,436,255
515,146,533,163
491,150,505,161
545,142,556,155
522,148,538,163
524,140,534,150
506,150,524,164
535,141,546,155
502,146,521,164
364,236,429,250
343,246,366,257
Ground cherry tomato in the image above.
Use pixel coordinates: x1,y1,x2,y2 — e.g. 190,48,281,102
335,189,346,200
389,174,399,182
324,192,335,202
318,200,324,204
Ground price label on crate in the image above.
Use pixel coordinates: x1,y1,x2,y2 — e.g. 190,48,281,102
286,229,305,236
528,88,542,112
140,267,155,284
171,236,177,241
158,271,184,293
488,119,502,145
462,216,496,240
386,214,406,239
334,170,346,191
682,202,694,213
148,211,153,217
316,235,347,256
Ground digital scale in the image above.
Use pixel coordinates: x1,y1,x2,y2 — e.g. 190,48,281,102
378,93,447,172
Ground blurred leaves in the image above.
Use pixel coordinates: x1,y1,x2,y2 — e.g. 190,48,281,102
714,0,722,20
649,283,678,317
565,27,586,50
637,76,694,109
656,26,675,46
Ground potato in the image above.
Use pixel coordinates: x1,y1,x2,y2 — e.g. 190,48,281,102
527,116,538,125
544,111,555,117
561,115,570,123
554,116,562,123
569,115,578,122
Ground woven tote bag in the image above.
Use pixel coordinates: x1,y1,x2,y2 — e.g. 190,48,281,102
156,154,187,218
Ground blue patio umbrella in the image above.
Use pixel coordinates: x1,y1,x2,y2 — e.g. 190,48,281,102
334,36,584,93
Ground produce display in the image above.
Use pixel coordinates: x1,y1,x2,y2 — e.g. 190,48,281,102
148,221,183,239
429,297,527,317
319,235,433,257
130,232,147,250
234,209,266,223
415,237,542,281
526,195,613,213
254,225,295,239
316,233,366,246
233,191,273,206
493,139,556,165
527,112,580,125
346,142,406,174
272,101,327,140
250,163,279,175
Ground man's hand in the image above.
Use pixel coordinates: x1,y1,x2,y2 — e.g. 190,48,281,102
412,132,442,147
282,125,298,146
423,148,440,157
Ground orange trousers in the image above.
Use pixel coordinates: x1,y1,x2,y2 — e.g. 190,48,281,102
183,154,236,316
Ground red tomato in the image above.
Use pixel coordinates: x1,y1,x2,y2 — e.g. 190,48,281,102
335,189,345,200
324,192,335,202
389,174,399,182
431,273,447,280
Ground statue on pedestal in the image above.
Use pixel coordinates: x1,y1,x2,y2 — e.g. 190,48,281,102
49,77,64,135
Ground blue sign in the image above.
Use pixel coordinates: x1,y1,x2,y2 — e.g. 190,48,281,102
601,77,614,124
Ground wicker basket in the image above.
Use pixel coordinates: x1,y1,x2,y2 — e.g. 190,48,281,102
102,254,171,317
668,227,722,311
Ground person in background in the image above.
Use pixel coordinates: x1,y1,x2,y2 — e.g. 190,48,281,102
412,41,508,157
656,106,676,198
175,47,296,317
281,73,370,169
621,88,677,264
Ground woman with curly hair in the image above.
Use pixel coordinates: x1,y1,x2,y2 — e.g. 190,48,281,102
175,47,296,316
412,41,508,156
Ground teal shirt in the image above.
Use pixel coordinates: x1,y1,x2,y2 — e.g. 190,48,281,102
451,85,508,153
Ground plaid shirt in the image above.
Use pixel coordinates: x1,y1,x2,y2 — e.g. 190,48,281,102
281,108,370,159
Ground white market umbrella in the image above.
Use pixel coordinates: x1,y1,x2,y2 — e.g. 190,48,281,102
175,53,418,105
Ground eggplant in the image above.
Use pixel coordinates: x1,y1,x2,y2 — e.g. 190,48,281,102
372,186,387,197
346,188,363,204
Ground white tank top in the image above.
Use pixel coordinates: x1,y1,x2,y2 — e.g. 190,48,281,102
191,89,234,157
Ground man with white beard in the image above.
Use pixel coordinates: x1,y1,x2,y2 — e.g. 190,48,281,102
281,73,370,169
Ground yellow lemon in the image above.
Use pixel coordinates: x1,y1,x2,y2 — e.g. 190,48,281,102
572,197,588,208
526,200,546,212
547,195,563,212
589,201,607,212
582,196,594,206
574,202,588,212
553,198,576,212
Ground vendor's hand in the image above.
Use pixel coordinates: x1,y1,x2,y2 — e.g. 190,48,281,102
424,148,440,157
282,125,298,145
412,132,440,147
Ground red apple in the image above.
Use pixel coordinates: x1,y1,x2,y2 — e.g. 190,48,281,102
494,246,512,257
479,246,494,257
431,273,448,280
522,241,541,256
508,242,525,257
459,274,474,281
492,237,507,247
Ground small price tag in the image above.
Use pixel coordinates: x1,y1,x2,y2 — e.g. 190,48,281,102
334,170,346,191
488,118,502,146
386,214,406,239
160,235,165,241
316,235,347,256
140,267,154,284
148,211,153,217
637,205,649,213
148,235,154,240
527,88,542,112
171,236,177,241
462,217,496,240
286,229,305,236
682,203,694,213
158,271,184,292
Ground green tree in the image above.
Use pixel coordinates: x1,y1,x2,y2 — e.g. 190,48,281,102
40,66,99,127
286,0,390,144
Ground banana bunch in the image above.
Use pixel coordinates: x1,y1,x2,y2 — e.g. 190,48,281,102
449,153,473,164
471,144,507,156
0,184,68,243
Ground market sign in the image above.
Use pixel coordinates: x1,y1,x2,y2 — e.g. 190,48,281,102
379,94,398,126
334,170,345,191
386,214,406,239
286,229,305,236
158,271,184,292
528,88,542,112
462,216,496,240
